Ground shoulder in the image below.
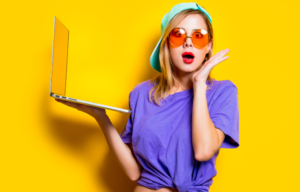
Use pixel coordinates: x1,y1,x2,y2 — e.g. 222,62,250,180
209,79,238,103
210,79,238,94
131,79,154,95
129,79,154,101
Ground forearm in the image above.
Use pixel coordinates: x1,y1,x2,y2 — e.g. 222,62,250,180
95,115,141,181
192,82,219,161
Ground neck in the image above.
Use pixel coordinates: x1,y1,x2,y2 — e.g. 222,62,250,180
172,69,194,91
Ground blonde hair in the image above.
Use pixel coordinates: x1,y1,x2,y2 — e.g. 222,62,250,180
148,8,215,106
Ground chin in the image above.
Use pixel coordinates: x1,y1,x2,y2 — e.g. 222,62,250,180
178,65,197,73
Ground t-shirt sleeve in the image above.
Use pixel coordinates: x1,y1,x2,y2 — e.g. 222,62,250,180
120,91,134,144
209,83,239,148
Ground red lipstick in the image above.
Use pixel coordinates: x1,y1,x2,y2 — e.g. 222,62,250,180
182,52,195,64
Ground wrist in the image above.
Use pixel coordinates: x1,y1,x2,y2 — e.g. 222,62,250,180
94,113,109,124
193,81,207,90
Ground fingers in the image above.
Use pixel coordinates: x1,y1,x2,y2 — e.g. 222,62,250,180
211,55,229,67
214,49,229,59
210,49,230,61
203,49,229,68
216,55,229,62
55,99,83,109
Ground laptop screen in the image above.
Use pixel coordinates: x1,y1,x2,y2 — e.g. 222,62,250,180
50,17,69,96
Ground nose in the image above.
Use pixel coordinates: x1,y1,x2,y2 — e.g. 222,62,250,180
184,36,193,48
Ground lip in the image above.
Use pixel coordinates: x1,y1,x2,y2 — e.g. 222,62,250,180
182,52,195,64
182,57,194,64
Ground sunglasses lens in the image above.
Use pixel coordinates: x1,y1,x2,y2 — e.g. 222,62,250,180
192,29,209,48
169,28,209,48
169,28,186,46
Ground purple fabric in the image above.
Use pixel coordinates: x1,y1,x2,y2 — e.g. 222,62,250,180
120,79,239,192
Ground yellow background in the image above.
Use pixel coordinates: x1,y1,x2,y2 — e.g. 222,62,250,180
1,0,299,191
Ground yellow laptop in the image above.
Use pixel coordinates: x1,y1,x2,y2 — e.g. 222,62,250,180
49,16,131,113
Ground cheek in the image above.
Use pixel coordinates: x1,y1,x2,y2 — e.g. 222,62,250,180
169,47,181,60
195,51,207,62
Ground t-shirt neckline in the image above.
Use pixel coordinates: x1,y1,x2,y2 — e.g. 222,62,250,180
166,80,210,100
168,87,193,100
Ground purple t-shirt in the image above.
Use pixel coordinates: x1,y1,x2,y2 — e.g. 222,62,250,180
120,79,239,192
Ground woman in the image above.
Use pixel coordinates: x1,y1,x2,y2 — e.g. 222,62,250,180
56,2,239,192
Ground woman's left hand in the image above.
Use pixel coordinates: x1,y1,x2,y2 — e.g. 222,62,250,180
191,49,230,85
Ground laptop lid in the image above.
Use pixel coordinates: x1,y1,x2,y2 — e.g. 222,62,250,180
50,16,69,97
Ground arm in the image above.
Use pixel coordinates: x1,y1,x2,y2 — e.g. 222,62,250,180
54,99,141,180
95,115,142,181
128,143,142,175
192,82,226,161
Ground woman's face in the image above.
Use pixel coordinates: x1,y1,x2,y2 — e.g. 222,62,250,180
168,14,212,74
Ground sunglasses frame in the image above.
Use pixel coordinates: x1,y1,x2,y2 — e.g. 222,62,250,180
168,27,210,49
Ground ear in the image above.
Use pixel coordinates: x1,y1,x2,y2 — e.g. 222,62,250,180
206,41,213,54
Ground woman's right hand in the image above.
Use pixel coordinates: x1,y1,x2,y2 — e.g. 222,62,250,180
55,98,107,119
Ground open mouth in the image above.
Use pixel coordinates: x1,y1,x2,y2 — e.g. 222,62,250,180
182,52,194,64
182,55,194,59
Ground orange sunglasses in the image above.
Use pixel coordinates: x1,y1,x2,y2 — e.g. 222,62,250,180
168,27,210,49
